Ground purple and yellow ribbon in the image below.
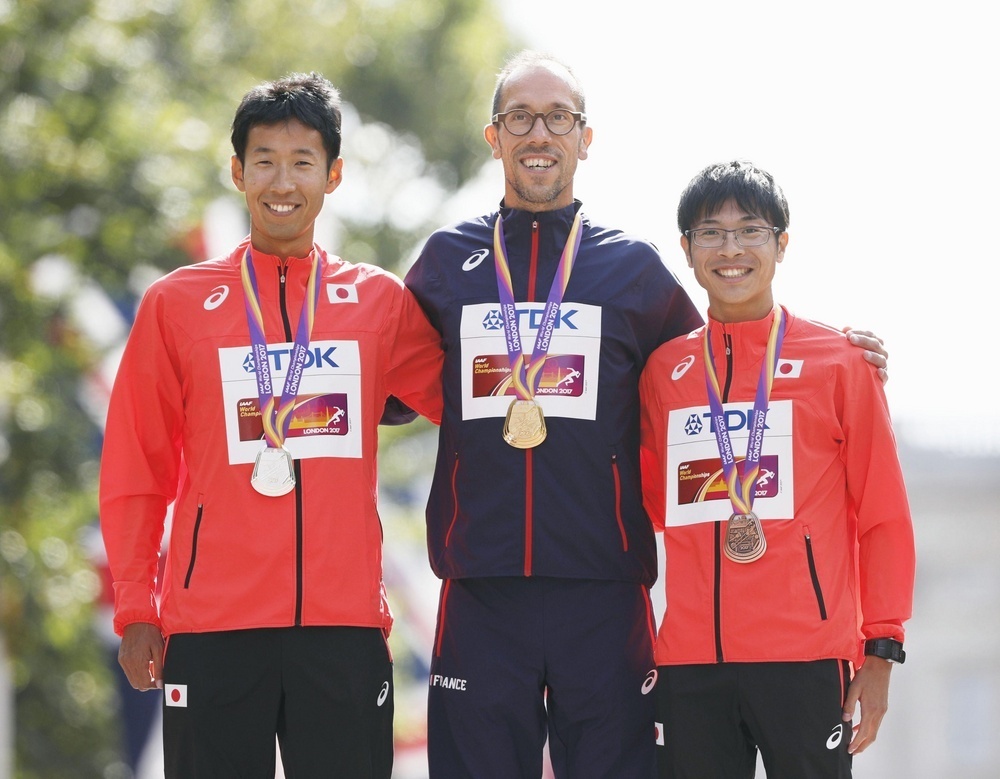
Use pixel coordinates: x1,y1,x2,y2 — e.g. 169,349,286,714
703,306,786,515
240,246,322,449
493,212,583,400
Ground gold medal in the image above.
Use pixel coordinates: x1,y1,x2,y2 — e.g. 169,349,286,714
723,512,766,563
251,446,296,497
502,398,547,449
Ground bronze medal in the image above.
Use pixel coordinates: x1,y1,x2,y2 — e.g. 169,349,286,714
251,446,296,497
723,511,766,563
502,398,547,449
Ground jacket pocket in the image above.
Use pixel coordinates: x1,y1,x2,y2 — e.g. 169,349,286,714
803,527,828,620
183,497,205,589
611,453,629,552
444,453,460,547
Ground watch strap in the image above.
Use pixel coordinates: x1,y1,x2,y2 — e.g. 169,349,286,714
864,637,906,664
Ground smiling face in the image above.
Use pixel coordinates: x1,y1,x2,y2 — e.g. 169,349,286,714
484,63,592,212
231,118,342,259
682,199,788,323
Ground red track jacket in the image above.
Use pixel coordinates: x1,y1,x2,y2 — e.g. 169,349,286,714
640,307,914,666
100,238,443,638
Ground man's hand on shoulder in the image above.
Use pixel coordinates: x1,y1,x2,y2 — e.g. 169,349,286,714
845,328,889,384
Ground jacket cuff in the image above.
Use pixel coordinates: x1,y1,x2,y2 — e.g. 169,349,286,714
112,581,161,637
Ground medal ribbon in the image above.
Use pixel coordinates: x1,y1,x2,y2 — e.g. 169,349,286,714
493,211,583,399
240,246,322,449
703,307,786,515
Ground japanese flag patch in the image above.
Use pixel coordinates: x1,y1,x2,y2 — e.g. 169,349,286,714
165,683,188,707
327,284,359,304
776,358,803,379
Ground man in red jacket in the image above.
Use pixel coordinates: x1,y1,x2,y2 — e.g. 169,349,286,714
99,73,442,778
640,160,914,778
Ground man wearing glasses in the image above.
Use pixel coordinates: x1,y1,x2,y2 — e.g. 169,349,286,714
639,160,914,777
405,52,888,778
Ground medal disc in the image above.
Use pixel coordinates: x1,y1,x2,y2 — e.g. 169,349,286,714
723,512,766,563
502,399,547,449
251,446,296,497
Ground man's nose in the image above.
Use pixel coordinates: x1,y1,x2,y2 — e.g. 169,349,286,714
525,115,552,140
718,232,744,257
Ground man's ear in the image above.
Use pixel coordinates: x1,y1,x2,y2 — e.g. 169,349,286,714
577,126,593,160
326,157,344,194
680,234,693,267
484,123,502,160
776,230,789,262
231,155,246,192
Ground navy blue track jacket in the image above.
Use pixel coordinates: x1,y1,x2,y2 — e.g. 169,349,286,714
405,201,702,585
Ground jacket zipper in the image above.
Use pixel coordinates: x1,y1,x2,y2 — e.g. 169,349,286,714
183,500,205,588
714,521,724,663
278,263,306,626
714,329,735,662
522,220,540,577
804,528,829,619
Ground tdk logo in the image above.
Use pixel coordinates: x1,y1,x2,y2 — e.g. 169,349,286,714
242,346,339,373
685,409,769,436
481,308,579,332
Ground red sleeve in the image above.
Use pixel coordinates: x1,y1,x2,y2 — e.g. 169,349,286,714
639,354,668,532
99,284,184,635
383,282,443,425
840,358,915,644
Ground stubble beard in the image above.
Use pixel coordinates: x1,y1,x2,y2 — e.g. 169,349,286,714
507,173,571,211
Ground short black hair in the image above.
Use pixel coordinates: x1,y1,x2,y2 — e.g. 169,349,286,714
677,160,790,234
231,72,342,170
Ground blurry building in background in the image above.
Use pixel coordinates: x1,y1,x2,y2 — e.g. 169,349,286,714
852,443,1000,778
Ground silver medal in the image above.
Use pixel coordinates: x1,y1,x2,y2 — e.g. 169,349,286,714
251,446,295,497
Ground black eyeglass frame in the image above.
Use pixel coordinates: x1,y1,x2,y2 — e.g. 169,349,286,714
491,109,587,136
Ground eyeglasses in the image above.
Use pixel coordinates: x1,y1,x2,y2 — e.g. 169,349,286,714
492,109,587,136
684,226,781,248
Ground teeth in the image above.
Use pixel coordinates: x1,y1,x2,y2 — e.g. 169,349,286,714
523,158,553,169
269,204,295,213
717,267,750,278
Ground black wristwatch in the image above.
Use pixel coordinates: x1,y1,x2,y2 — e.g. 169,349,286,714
864,638,906,664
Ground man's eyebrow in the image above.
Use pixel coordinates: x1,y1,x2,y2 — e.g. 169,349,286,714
248,146,321,157
696,214,761,225
503,102,576,111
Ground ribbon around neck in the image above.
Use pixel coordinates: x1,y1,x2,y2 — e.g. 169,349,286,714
492,211,583,400
240,246,322,449
702,307,786,515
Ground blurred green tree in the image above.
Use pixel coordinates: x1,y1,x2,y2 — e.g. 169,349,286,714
0,0,514,775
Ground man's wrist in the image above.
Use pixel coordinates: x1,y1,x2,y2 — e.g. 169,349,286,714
864,637,906,664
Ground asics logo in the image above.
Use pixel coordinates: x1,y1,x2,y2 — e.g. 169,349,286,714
204,285,230,310
641,669,658,695
826,723,844,750
672,355,696,380
377,681,390,707
462,248,490,271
